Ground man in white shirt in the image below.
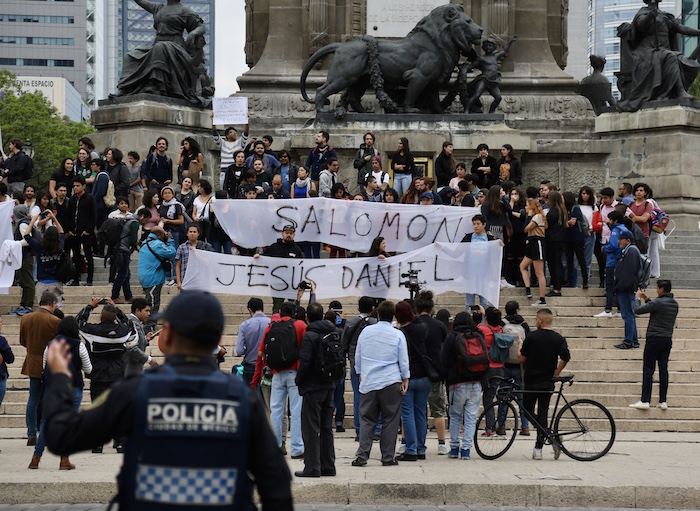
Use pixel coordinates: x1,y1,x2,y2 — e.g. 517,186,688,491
352,300,409,467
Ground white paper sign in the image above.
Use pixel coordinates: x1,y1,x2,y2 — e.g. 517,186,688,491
212,96,248,125
182,241,503,306
0,201,19,294
211,198,479,252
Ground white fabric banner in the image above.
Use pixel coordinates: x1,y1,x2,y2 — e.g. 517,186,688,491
182,241,503,305
211,198,479,252
0,201,18,294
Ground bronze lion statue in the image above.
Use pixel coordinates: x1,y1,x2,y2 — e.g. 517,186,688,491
300,4,483,117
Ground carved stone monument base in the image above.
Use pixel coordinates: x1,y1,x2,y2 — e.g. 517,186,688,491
90,98,216,185
596,105,700,230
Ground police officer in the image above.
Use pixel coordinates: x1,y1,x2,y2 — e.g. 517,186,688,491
43,291,293,510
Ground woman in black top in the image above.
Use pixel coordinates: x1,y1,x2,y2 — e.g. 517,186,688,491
481,185,512,243
49,158,75,199
507,187,527,285
434,141,456,190
545,191,568,297
390,137,415,199
395,300,431,461
562,191,588,289
498,144,523,186
177,137,204,185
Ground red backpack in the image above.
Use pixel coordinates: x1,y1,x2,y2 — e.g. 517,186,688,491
454,331,490,379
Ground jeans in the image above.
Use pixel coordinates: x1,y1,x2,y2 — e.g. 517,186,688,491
167,230,180,279
211,238,233,254
604,267,616,312
111,252,132,300
482,367,505,431
648,231,661,277
448,382,482,451
583,233,596,280
0,379,6,408
333,369,346,427
498,365,529,429
26,377,44,438
642,337,672,403
393,173,412,198
465,293,489,310
400,376,431,455
270,370,304,456
618,290,638,345
34,388,82,457
241,362,256,387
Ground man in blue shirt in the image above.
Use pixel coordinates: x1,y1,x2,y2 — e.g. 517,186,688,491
236,297,271,385
352,300,409,467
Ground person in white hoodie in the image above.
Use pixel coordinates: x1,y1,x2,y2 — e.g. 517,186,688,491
318,158,339,198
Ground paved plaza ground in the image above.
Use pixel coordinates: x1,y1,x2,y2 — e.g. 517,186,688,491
0,431,698,508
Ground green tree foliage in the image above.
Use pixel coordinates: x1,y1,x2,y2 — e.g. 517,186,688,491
0,70,94,189
690,73,700,101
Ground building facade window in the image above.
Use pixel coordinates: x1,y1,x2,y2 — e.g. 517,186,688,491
0,36,75,46
0,14,75,23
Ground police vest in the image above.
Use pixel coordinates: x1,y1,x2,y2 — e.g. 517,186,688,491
118,364,252,510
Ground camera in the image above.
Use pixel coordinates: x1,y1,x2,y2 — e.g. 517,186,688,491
40,210,50,219
400,269,423,299
99,298,109,305
299,280,310,290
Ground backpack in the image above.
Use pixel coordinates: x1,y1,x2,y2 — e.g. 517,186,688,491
503,320,526,364
97,217,129,249
98,172,116,207
454,331,490,379
318,330,345,382
263,319,299,370
650,203,670,233
487,326,513,364
637,252,652,289
22,156,34,181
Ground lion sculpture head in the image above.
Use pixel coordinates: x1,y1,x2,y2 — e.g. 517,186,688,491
410,4,483,54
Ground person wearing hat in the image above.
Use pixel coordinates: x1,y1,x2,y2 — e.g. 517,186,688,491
43,291,294,510
254,224,303,314
420,191,434,205
613,230,642,349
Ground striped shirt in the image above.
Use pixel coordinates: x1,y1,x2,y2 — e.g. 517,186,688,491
213,131,249,172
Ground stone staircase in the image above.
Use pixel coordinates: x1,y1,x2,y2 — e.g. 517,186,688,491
657,229,700,289
1,274,699,433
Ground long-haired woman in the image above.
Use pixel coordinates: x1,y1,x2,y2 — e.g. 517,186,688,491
545,191,568,298
520,198,548,304
24,211,65,307
563,191,589,289
507,187,528,285
577,186,598,284
391,137,415,198
435,141,456,191
498,144,522,186
177,137,204,185
481,185,514,287
400,177,422,204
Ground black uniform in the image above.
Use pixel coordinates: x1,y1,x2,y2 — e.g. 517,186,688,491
43,355,293,511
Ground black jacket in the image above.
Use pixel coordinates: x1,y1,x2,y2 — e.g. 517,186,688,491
263,239,304,258
295,320,338,395
470,155,498,189
434,151,454,188
341,314,377,367
401,321,429,380
415,314,447,372
76,304,132,383
634,292,679,338
614,245,641,293
67,192,97,235
109,162,130,198
1,151,32,183
43,355,293,511
441,325,485,385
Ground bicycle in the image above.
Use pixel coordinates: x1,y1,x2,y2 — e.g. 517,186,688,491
473,374,616,461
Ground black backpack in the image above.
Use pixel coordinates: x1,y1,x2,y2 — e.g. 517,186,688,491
264,320,299,370
454,331,490,379
318,330,345,382
97,217,131,250
22,156,34,181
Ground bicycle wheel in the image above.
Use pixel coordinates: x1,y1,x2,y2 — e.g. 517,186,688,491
553,399,616,461
474,401,518,460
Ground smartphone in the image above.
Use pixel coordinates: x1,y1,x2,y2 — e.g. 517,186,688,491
470,305,480,311
99,298,109,305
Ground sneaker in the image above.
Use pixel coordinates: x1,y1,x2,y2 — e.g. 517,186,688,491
629,401,650,410
396,453,417,461
417,453,426,460
481,430,496,437
525,287,532,298
290,452,304,460
82,281,93,287
448,448,459,459
460,448,470,460
91,445,103,454
382,458,399,466
657,402,668,410
17,307,33,316
280,441,287,455
166,279,176,286
582,283,589,290
396,443,405,454
351,457,367,467
500,280,516,289
336,425,345,433
531,299,546,306
9,307,23,315
354,436,359,442
613,311,622,318
615,343,636,350
533,447,543,460
437,443,448,455
545,290,562,297
594,310,613,318
520,427,531,436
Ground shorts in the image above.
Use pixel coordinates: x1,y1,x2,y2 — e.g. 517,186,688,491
525,237,546,261
428,381,447,418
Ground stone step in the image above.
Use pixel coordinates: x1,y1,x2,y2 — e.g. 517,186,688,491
571,369,700,383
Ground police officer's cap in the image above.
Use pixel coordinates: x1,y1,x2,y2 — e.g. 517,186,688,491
161,291,225,346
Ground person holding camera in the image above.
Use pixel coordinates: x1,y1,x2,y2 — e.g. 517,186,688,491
137,226,176,324
76,296,133,453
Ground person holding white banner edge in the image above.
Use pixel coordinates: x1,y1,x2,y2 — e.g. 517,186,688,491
212,111,249,190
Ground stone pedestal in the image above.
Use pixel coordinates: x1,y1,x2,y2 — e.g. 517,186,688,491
91,96,216,185
596,105,700,230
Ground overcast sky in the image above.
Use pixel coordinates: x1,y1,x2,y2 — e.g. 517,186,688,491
214,0,248,97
